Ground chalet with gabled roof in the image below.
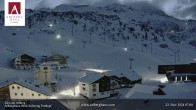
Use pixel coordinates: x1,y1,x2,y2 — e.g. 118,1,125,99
11,54,35,70
45,54,68,69
78,73,118,99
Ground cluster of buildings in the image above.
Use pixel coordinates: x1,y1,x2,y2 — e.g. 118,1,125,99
0,54,68,100
1,53,143,100
10,54,68,70
78,72,142,99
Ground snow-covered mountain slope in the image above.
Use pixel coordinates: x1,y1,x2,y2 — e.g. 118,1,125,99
0,4,195,100
0,4,196,76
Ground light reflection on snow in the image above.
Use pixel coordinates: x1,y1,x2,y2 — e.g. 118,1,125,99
49,96,58,99
85,68,110,73
50,85,80,99
160,77,168,83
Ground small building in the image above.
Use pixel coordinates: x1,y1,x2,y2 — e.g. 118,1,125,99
33,63,57,91
11,54,35,70
0,77,51,100
158,63,196,82
168,73,196,82
78,73,118,99
45,54,68,69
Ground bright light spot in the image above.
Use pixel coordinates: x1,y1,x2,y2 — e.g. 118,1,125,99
160,77,168,83
171,30,174,33
49,96,58,99
59,90,74,96
75,85,80,95
68,40,72,45
185,22,188,25
56,35,61,40
57,85,80,97
123,48,128,51
85,68,110,73
194,58,196,61
49,24,53,27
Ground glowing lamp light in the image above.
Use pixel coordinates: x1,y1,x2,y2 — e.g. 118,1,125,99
68,40,72,45
49,24,53,27
123,48,128,51
194,58,196,61
56,35,61,40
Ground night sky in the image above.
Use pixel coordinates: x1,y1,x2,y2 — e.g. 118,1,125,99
0,0,195,20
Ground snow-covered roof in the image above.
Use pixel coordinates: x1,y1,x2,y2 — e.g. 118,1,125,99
124,84,158,98
0,77,52,96
107,71,142,81
78,73,104,84
171,73,196,76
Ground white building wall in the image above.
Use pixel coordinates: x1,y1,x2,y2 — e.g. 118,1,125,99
79,82,89,98
9,83,49,100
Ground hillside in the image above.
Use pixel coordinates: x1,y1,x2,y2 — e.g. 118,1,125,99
0,4,195,103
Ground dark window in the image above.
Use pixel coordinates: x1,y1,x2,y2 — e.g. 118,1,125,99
21,93,23,96
101,93,104,95
15,93,17,96
92,84,96,87
82,84,86,86
93,94,96,96
32,94,34,96
38,94,41,96
82,87,86,91
44,67,48,70
17,86,20,89
93,89,96,92
12,86,14,89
